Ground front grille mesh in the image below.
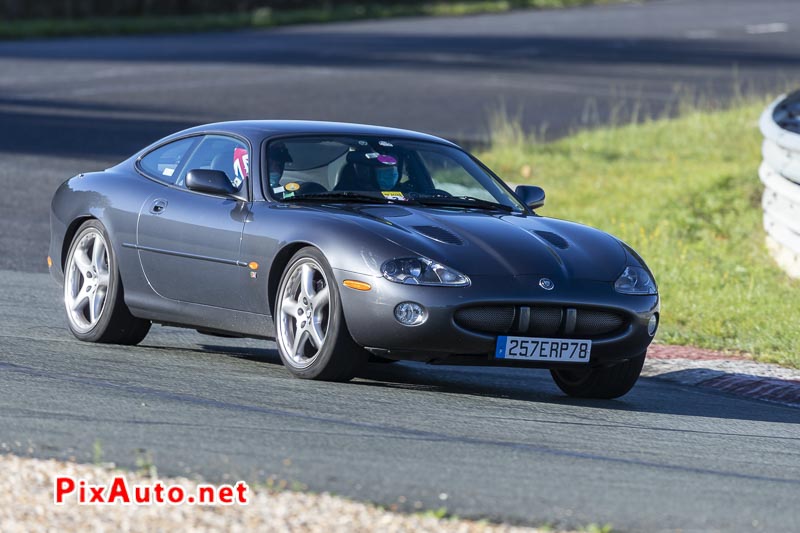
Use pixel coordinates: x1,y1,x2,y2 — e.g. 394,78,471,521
529,306,562,336
575,309,625,336
454,306,515,334
454,305,626,339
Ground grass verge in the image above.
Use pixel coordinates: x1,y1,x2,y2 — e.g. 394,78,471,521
0,1,630,40
479,97,800,368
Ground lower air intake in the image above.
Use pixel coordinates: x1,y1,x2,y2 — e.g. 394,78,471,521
574,309,625,336
528,306,562,336
454,306,515,334
454,305,628,339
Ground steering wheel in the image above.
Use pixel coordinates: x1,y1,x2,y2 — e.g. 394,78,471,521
296,182,327,194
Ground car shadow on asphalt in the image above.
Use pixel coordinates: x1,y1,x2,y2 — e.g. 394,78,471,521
352,361,800,425
203,343,800,424
199,344,284,365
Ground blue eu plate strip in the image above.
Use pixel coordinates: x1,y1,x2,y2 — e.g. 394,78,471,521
495,336,508,359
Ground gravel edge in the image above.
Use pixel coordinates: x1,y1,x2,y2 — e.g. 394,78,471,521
643,344,800,408
1,454,562,533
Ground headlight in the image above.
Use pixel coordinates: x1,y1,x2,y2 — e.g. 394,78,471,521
381,257,470,286
614,266,657,295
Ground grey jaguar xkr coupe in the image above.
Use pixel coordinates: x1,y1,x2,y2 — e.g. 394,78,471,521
50,121,659,398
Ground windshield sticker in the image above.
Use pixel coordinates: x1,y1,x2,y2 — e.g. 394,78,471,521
162,167,175,177
378,141,393,147
358,140,369,146
284,191,295,199
377,155,397,165
233,147,249,184
365,152,379,159
284,182,301,192
273,186,285,194
382,191,406,201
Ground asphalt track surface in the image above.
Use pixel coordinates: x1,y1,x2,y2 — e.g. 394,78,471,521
1,0,799,530
3,271,800,531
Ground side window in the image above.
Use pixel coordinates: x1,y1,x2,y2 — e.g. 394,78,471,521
138,137,197,183
176,135,249,191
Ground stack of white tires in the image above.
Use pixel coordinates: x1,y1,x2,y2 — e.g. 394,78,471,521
759,91,800,278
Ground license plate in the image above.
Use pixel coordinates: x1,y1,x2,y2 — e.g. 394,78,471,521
495,336,591,363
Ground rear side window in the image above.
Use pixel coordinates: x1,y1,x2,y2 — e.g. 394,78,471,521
138,137,197,183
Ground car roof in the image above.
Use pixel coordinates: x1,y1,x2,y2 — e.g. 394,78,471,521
169,120,459,148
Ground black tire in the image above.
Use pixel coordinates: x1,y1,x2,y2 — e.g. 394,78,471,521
63,220,151,345
550,352,646,399
274,247,367,381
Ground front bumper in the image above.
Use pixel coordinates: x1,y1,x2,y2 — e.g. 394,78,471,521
335,270,659,367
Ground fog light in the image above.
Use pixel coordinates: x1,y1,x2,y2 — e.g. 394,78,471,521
394,302,426,326
647,314,658,336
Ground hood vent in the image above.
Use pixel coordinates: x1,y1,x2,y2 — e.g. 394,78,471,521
534,230,569,249
412,225,463,245
358,206,413,218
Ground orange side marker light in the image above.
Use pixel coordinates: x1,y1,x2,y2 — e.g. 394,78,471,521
343,280,372,291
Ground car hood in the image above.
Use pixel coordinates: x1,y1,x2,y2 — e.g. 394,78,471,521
328,204,627,281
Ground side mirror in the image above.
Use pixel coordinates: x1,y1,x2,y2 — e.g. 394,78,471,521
185,169,245,201
515,185,545,210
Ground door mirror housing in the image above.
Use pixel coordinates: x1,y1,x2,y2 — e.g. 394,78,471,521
515,185,545,210
185,169,246,201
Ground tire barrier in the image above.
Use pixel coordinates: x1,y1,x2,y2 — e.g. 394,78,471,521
759,91,800,278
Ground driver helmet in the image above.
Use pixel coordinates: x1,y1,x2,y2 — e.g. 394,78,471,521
375,165,399,190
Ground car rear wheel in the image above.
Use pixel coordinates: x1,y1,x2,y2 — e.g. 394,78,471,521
550,352,646,399
275,247,366,381
64,220,151,344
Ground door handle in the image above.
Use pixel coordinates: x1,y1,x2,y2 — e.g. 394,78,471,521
150,199,168,214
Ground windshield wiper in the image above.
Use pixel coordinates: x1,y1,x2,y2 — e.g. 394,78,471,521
283,191,395,204
283,191,512,211
413,195,514,212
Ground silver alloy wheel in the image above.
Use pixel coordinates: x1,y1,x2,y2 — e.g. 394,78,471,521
277,259,331,369
64,230,110,333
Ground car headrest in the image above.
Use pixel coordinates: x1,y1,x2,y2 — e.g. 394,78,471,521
335,161,378,191
210,152,231,176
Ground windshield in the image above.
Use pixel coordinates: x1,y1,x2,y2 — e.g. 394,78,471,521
264,136,524,211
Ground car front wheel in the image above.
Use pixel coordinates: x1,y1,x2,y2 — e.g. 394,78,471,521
275,247,366,381
550,352,646,399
